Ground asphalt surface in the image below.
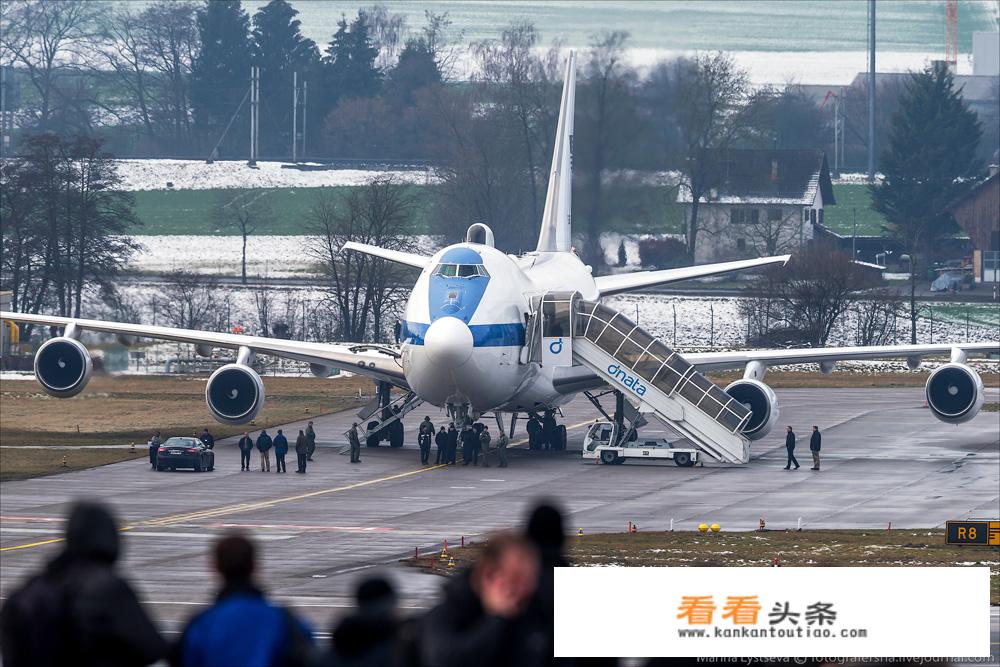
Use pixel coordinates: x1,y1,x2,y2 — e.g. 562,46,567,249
1,386,998,658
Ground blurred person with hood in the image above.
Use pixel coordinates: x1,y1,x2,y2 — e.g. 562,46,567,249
0,501,166,667
325,577,401,666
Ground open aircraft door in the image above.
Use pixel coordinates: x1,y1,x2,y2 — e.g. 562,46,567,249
539,291,579,367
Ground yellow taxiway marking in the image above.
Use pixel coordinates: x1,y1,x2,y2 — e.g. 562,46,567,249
1,419,595,552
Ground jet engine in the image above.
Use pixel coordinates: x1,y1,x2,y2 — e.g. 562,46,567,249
205,363,265,424
724,379,778,440
34,336,93,398
925,363,983,424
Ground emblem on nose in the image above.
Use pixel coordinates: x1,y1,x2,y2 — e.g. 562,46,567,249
424,317,474,368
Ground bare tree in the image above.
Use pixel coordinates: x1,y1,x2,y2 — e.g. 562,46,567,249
667,53,756,254
152,270,220,330
212,190,274,285
98,5,156,137
767,243,876,346
472,22,554,230
577,30,638,267
306,177,418,342
1,0,101,133
252,280,273,337
736,208,804,257
854,289,903,346
140,1,198,147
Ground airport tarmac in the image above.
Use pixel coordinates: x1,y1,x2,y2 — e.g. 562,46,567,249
2,387,998,653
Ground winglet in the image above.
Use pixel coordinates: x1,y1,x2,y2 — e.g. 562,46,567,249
536,50,576,253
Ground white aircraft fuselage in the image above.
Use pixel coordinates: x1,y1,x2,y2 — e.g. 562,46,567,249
401,242,598,417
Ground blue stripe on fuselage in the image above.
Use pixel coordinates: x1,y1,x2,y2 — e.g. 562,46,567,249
402,321,525,347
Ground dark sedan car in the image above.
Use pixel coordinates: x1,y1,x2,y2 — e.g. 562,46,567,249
156,437,215,472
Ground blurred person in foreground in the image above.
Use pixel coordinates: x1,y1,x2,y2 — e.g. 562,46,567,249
0,501,166,667
325,576,402,667
419,532,542,667
171,533,313,667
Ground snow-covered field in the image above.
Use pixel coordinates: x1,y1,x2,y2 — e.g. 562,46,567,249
116,159,440,191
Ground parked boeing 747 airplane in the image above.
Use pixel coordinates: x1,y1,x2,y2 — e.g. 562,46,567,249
3,52,997,464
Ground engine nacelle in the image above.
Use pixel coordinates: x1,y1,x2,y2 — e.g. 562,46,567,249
310,363,335,378
34,337,93,398
205,363,265,425
725,378,779,441
925,363,983,424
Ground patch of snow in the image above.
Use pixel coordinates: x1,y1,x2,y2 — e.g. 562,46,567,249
115,160,441,191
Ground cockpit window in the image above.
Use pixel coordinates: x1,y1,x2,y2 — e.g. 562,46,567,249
433,263,489,278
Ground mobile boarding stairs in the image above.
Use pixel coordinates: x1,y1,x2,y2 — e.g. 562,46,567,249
528,292,753,464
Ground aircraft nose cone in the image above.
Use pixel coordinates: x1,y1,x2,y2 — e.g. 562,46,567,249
424,317,473,368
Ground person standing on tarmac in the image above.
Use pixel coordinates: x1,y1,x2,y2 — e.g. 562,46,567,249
435,426,448,464
447,423,459,465
256,429,273,472
0,502,167,667
809,425,822,471
305,421,317,461
480,425,493,467
238,432,253,471
541,413,557,451
419,428,432,465
526,415,542,450
784,426,799,470
295,429,309,473
149,430,161,470
461,426,475,465
497,431,509,468
200,428,215,450
348,423,362,463
273,429,289,473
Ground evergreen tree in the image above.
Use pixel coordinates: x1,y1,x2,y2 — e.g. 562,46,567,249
251,0,319,157
321,15,381,115
871,62,982,343
386,38,441,109
190,1,253,157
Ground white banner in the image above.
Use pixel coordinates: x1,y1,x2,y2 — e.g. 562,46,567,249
554,567,990,658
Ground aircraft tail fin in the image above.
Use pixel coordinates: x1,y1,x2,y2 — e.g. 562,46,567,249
535,50,576,253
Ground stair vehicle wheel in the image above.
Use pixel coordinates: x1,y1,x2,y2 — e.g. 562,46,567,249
389,421,404,448
555,425,567,450
674,451,693,467
366,421,380,447
600,450,617,465
612,456,626,465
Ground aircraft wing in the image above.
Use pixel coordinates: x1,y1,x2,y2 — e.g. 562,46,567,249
0,311,408,387
685,342,1000,373
594,255,791,296
341,241,431,269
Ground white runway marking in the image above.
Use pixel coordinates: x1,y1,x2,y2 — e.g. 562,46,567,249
480,479,506,482
449,486,476,489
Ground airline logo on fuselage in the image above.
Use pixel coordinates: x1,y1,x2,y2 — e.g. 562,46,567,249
607,363,647,396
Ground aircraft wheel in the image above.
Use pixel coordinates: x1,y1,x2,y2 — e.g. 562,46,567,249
389,421,404,448
555,425,567,451
600,450,617,465
674,452,693,467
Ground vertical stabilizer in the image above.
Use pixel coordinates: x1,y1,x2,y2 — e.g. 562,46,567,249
536,51,576,253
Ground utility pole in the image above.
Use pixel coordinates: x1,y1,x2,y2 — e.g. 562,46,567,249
292,71,298,162
0,65,7,159
867,0,876,183
248,66,259,166
852,208,857,259
301,81,307,160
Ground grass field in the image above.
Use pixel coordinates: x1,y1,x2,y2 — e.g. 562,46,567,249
0,374,374,480
132,186,436,235
128,182,885,238
409,529,1000,604
824,184,887,237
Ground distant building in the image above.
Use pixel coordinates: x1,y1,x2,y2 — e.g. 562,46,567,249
948,167,999,284
973,32,1000,77
677,149,836,263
